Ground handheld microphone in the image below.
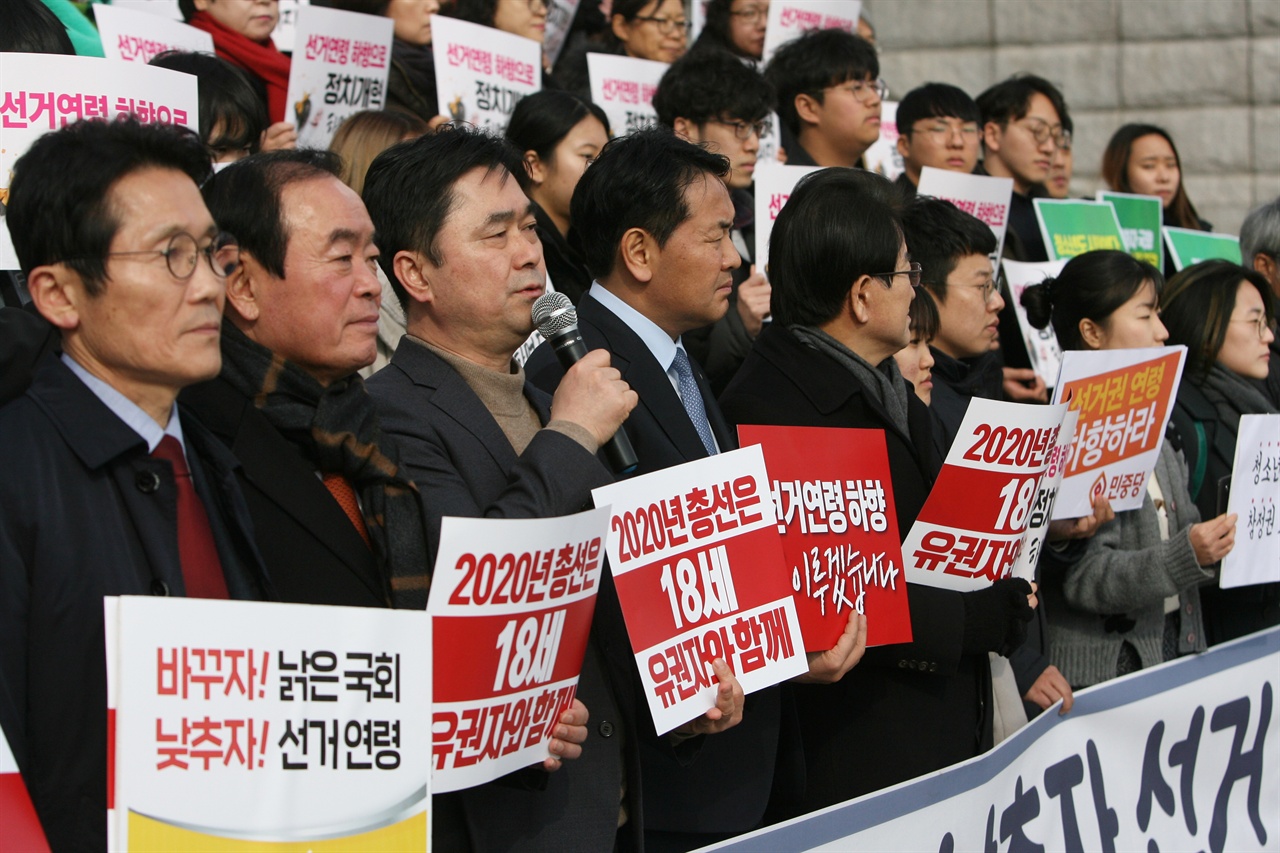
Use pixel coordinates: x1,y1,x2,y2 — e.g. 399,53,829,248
532,292,638,474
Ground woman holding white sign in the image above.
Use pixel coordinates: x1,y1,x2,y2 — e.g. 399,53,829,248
1022,250,1234,688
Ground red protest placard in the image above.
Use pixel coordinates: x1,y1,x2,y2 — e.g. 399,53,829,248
1,726,49,853
737,425,912,650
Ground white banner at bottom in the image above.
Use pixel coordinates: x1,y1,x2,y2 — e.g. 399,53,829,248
705,627,1280,853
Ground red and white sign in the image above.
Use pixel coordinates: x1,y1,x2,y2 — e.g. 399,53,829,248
752,163,821,275
1050,346,1187,518
1009,409,1079,582
737,425,912,649
428,509,609,793
96,4,214,64
761,0,862,65
587,53,667,138
904,398,1069,592
592,447,807,734
0,722,49,852
918,166,1015,267
433,15,542,136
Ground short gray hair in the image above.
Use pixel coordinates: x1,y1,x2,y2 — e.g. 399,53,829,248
1240,196,1280,260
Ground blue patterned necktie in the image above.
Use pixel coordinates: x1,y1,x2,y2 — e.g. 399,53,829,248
671,347,717,456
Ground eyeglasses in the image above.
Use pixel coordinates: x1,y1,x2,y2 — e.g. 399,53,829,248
1015,117,1072,150
632,14,691,35
909,119,980,144
707,117,769,140
524,0,548,10
729,5,768,23
950,275,1000,303
871,262,923,289
828,78,888,105
92,231,240,280
1232,314,1276,341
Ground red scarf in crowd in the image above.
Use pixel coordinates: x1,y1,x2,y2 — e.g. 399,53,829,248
189,11,291,123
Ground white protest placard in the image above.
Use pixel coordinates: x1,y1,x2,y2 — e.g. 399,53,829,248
107,597,430,850
432,15,542,134
903,398,1070,592
544,0,580,67
1,716,49,851
1002,258,1067,387
1010,409,1079,582
427,508,610,793
591,447,807,734
272,0,309,53
1050,346,1187,519
587,53,666,138
1,54,198,270
1222,414,1280,589
285,5,393,149
96,4,214,64
761,0,861,65
863,100,904,181
918,165,1015,266
108,0,308,49
756,111,784,172
753,164,821,275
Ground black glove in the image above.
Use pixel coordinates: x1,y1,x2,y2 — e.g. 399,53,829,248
961,578,1034,656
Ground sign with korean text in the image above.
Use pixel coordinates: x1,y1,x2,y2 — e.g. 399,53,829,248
0,719,49,852
737,425,911,650
592,447,808,734
753,163,822,275
107,597,430,850
1163,227,1243,271
917,166,1014,266
1035,198,1126,261
1002,258,1066,388
285,5,393,149
544,0,580,67
762,0,861,65
863,100,904,182
903,398,1069,592
1010,409,1079,582
433,15,541,135
1097,190,1163,270
428,509,609,793
707,627,1280,853
1222,414,1280,589
1049,346,1187,519
587,53,666,138
1,54,198,270
96,4,214,64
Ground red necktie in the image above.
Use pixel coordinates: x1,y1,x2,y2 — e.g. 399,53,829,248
152,436,230,599
322,472,372,548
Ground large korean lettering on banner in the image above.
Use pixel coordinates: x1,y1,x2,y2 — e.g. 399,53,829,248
761,0,861,65
917,166,1014,265
591,447,808,734
1098,190,1163,269
1164,227,1243,271
1050,346,1187,518
106,597,430,850
708,626,1280,853
1,54,197,270
904,398,1069,592
433,15,541,135
1002,258,1067,388
0,718,49,852
96,5,214,64
1035,198,1126,260
428,509,609,793
285,5,393,149
753,164,821,274
1222,414,1280,589
737,425,912,649
587,53,666,138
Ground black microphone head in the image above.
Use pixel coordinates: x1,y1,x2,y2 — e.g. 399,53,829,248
532,291,578,338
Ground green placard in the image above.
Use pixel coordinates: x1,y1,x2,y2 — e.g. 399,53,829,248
1097,191,1163,270
1033,199,1126,261
1163,227,1242,271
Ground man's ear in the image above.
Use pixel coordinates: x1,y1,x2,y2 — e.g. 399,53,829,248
26,264,83,332
672,116,700,144
523,150,548,186
895,133,911,160
794,92,823,128
1252,251,1278,289
981,121,1004,155
393,250,434,305
847,274,875,325
224,252,263,323
618,227,656,284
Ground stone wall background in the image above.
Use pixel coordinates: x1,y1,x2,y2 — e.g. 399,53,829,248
862,0,1280,234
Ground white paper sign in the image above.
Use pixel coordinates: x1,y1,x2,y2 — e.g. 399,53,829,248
109,0,308,50
1002,258,1067,387
284,5,393,149
761,0,862,65
863,100,903,181
96,4,214,64
432,15,542,135
1,54,199,270
108,597,430,850
1221,414,1280,589
1010,409,1079,582
918,165,1015,266
544,0,580,67
272,0,309,53
587,53,667,138
752,164,821,276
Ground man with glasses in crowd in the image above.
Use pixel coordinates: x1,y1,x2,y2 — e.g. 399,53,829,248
893,82,984,198
0,119,273,851
765,27,885,169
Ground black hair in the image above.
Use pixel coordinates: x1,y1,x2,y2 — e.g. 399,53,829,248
612,0,664,21
150,51,270,159
505,90,610,162
909,284,940,341
362,124,527,311
309,0,392,15
764,29,879,137
178,0,196,21
768,168,905,327
0,0,75,54
201,149,344,280
8,119,211,294
690,0,735,55
1020,250,1162,351
653,48,774,127
445,0,500,27
900,196,997,304
570,127,730,281
896,83,980,135
976,74,1072,134
1161,260,1276,381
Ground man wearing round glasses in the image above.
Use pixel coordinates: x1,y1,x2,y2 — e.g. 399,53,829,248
894,82,983,197
0,119,271,851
